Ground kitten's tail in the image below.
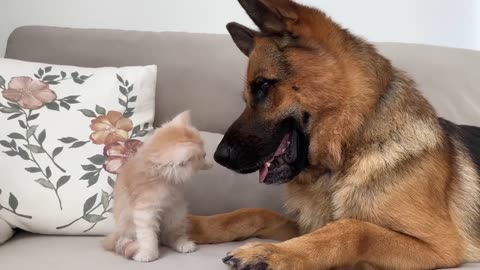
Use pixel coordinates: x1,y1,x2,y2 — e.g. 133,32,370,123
103,232,138,258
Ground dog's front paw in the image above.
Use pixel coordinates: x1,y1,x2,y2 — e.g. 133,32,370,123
132,247,160,262
222,242,297,270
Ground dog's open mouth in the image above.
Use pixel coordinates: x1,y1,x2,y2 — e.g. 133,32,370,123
258,130,307,184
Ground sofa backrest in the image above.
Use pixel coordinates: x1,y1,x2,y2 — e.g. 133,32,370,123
6,26,480,134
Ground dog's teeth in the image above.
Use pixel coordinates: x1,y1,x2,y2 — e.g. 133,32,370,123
266,162,271,167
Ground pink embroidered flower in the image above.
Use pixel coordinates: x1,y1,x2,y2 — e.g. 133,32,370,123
103,139,143,174
2,76,57,110
89,111,133,145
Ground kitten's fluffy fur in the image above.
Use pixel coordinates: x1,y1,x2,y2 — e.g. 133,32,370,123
103,111,213,262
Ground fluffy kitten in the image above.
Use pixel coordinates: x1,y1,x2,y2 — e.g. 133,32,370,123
103,111,213,262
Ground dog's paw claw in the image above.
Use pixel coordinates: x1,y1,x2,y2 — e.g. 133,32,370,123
222,255,239,267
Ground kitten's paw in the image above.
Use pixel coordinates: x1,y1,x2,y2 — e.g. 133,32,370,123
133,247,160,262
171,238,197,253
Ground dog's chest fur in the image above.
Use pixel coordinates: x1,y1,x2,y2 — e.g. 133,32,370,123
285,172,383,234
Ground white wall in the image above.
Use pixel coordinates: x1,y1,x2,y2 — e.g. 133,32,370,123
2,0,479,56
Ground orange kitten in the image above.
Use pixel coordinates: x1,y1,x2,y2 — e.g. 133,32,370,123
103,111,213,262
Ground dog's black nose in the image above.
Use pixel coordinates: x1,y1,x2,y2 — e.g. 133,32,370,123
214,142,233,167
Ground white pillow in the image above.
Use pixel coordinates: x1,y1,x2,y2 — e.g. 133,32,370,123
0,59,156,243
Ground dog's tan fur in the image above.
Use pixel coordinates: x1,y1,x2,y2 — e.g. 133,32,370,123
189,0,480,269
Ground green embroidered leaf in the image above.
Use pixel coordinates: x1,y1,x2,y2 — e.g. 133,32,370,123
116,74,124,84
83,194,97,214
70,141,88,148
56,175,71,189
95,105,106,115
25,167,41,173
119,86,128,96
0,107,20,113
59,137,77,143
4,151,17,157
7,102,21,109
44,66,52,73
43,75,59,81
58,137,78,143
123,111,133,118
60,71,67,78
73,78,85,84
38,130,46,145
79,109,96,118
0,75,5,89
65,99,80,104
38,68,44,77
88,172,100,187
71,72,79,78
101,190,109,210
132,125,141,135
79,75,91,80
82,164,97,171
45,102,60,111
127,85,133,92
136,130,149,137
35,178,54,190
0,140,10,148
10,140,17,150
80,172,96,180
7,113,22,120
24,144,45,154
59,101,71,110
125,80,129,86
83,214,106,223
64,95,80,101
52,147,63,158
27,113,39,121
26,125,38,138
88,154,105,165
9,193,18,211
18,120,26,129
34,74,41,79
46,166,52,178
143,123,150,129
128,96,137,102
17,147,30,160
8,133,25,140
108,176,115,188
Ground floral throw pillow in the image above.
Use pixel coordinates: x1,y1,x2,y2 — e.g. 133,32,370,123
0,59,156,242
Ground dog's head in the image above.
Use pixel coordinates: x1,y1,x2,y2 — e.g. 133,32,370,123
214,0,393,184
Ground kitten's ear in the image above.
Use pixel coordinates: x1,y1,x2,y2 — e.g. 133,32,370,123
170,110,191,126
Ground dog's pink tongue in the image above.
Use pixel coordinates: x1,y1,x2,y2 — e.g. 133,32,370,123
259,133,292,183
259,163,269,183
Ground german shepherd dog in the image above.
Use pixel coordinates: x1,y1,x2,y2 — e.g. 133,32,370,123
187,0,480,269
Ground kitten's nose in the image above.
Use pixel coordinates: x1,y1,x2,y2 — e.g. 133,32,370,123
214,142,233,167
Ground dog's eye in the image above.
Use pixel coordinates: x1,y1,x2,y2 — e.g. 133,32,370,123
250,78,276,103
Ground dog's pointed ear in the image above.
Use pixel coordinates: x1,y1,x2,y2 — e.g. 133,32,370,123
226,22,259,56
238,0,297,34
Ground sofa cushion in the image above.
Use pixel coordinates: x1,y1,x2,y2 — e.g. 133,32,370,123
0,58,157,239
0,232,276,270
0,232,478,269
